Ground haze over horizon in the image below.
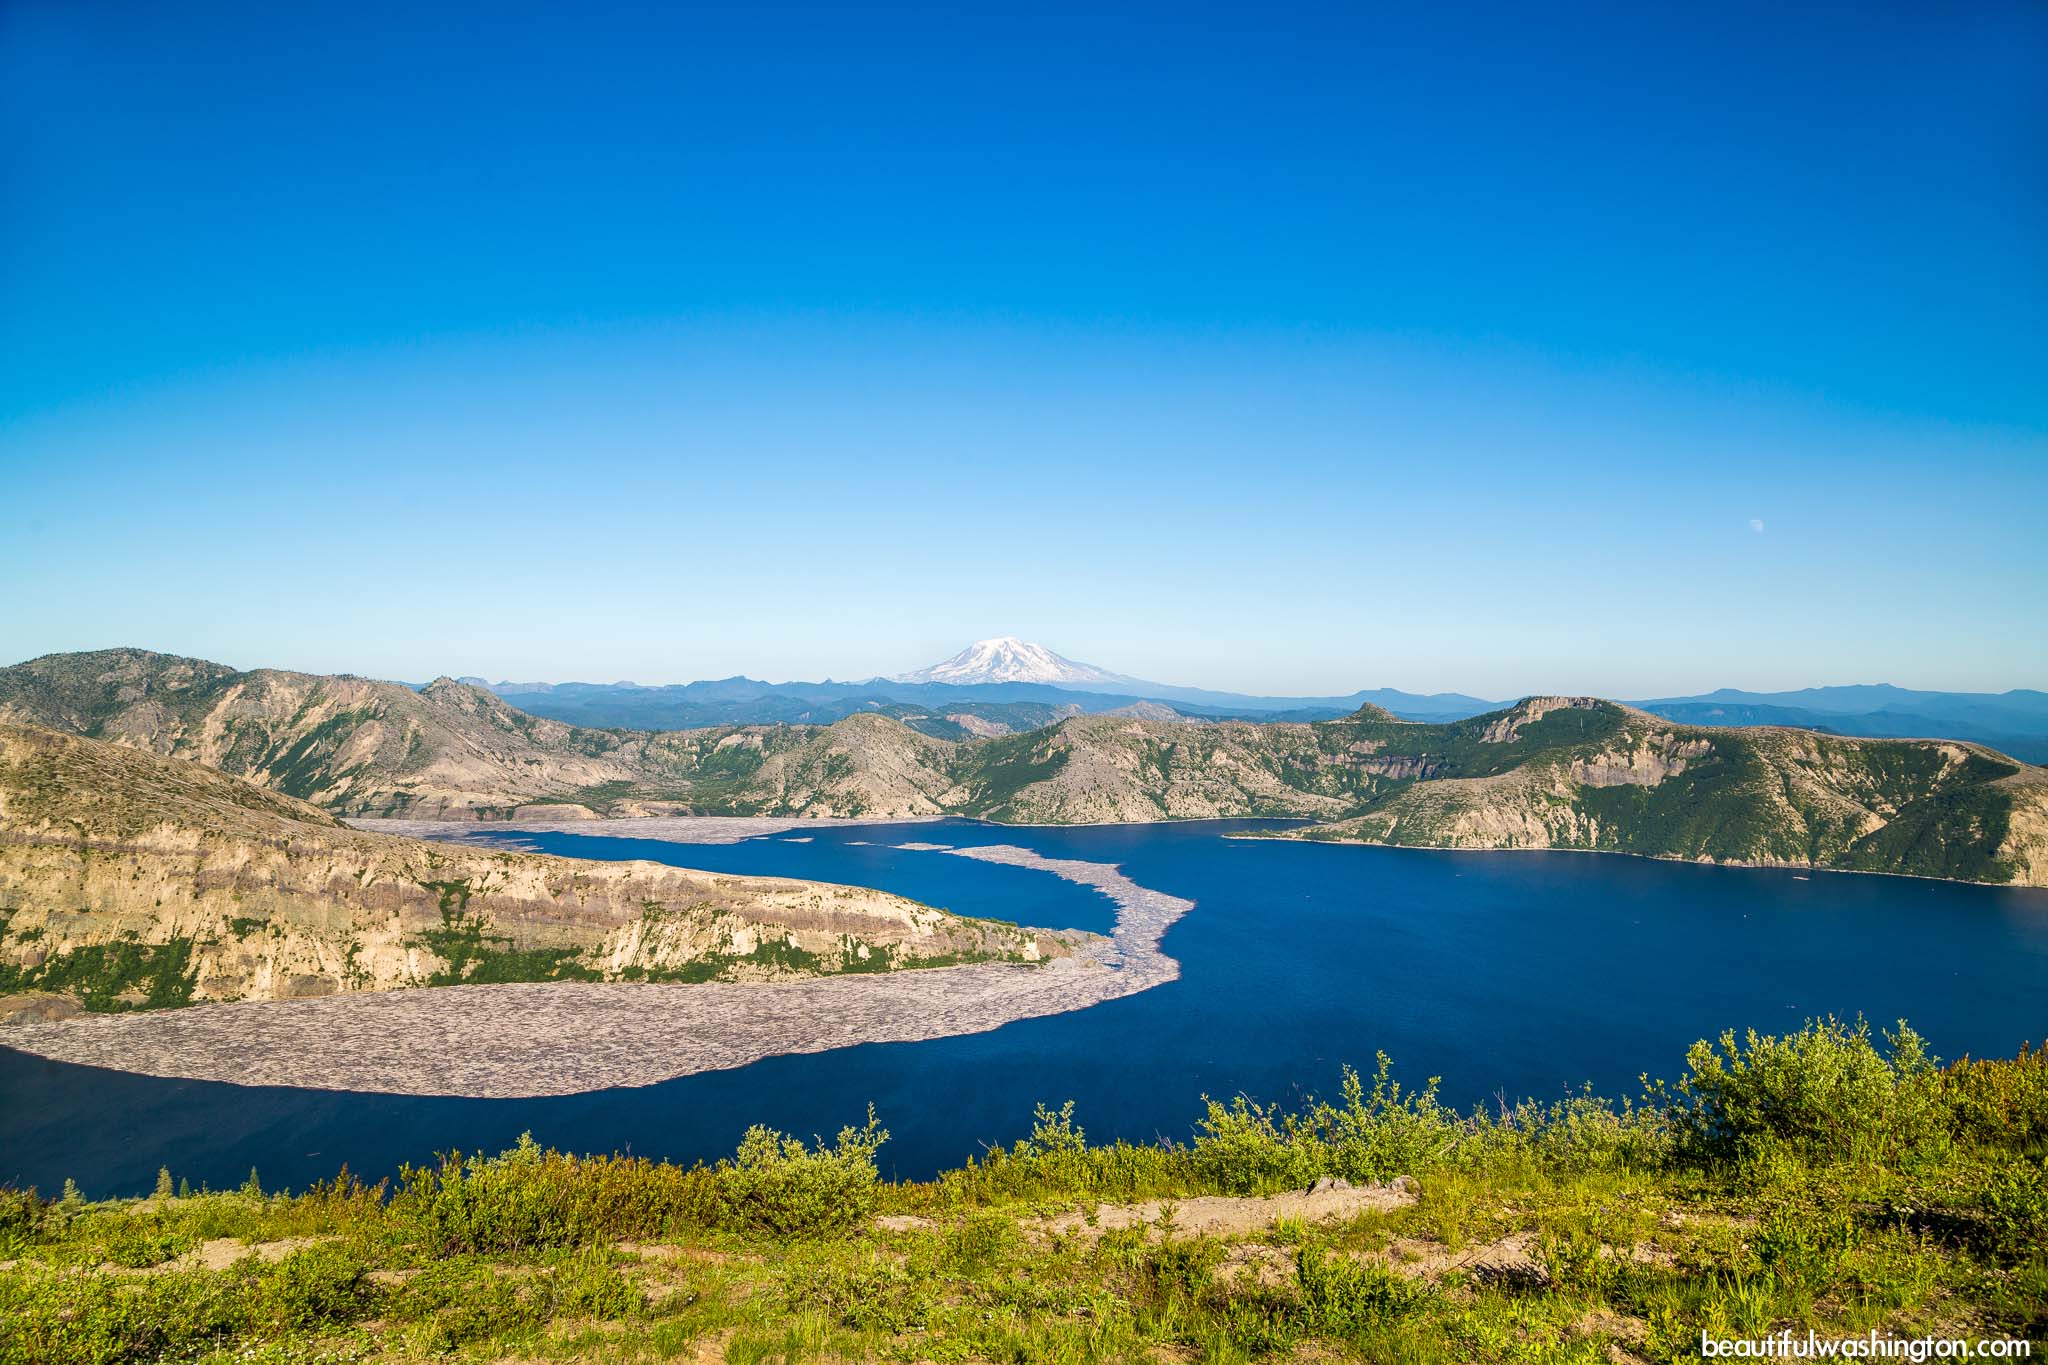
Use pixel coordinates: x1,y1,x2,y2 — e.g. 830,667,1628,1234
451,635,2041,705
3,2,2043,697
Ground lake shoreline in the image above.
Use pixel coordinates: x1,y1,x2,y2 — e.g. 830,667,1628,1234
357,813,2041,892
350,812,1313,842
1237,829,2048,894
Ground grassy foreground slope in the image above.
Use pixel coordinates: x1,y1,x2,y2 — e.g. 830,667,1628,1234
2,1019,2044,1363
6,651,2046,884
0,722,1061,1016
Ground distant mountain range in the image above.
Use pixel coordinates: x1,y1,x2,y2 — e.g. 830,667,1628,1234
466,637,1502,733
886,637,1505,718
4,648,2043,887
1634,686,2048,764
461,638,2048,762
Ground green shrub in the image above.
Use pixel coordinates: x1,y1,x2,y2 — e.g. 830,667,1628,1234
0,1189,45,1257
393,1132,721,1254
1141,1236,1224,1305
780,1250,935,1331
244,1243,374,1332
943,1209,1022,1272
269,1166,389,1238
537,1244,641,1319
1676,1017,1944,1164
933,1102,1192,1206
396,1134,570,1254
1536,1225,1607,1293
1191,1057,1470,1193
1751,1197,1858,1295
1190,1094,1322,1193
85,1211,192,1268
1319,1056,1464,1180
1295,1246,1423,1337
1506,1089,1674,1174
718,1108,888,1237
1979,1155,2048,1262
0,1264,242,1365
1943,1043,2048,1150
391,1256,546,1347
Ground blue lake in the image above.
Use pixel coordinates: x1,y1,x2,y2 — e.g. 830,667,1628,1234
4,819,2046,1196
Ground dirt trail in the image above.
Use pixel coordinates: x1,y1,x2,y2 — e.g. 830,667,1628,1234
878,1177,1419,1245
1026,1179,1418,1241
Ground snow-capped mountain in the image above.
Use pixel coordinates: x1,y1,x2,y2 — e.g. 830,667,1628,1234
891,637,1132,686
881,637,1501,720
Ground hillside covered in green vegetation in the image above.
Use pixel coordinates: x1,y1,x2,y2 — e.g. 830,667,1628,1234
3,1019,2043,1363
5,650,2045,885
1271,697,2048,886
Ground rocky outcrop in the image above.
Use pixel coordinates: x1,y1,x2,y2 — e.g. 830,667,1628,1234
1996,773,2048,886
1569,733,1714,787
1478,696,1604,744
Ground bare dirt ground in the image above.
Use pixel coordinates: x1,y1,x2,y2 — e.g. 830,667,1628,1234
1021,1179,1420,1242
170,1235,331,1272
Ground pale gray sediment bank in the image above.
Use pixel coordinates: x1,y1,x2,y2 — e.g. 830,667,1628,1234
939,843,1189,988
351,814,944,846
0,832,1193,1098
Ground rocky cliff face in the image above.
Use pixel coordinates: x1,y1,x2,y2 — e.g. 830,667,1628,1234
0,722,1065,1018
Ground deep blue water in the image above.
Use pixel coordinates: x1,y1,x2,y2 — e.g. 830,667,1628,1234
4,819,2047,1197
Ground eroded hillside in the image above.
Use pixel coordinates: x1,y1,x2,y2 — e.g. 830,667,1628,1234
1280,698,2048,885
0,721,1065,1018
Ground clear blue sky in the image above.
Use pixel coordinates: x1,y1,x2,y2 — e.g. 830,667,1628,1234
3,1,2043,697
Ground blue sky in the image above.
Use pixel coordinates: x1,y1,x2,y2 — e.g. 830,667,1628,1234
2,1,2043,697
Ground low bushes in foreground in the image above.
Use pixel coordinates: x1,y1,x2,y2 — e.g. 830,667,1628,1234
1,1017,2043,1364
